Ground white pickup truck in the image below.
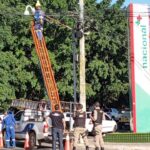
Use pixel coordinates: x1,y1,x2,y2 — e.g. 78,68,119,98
2,99,52,149
14,108,51,149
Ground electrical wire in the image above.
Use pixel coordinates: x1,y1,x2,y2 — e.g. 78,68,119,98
0,10,150,18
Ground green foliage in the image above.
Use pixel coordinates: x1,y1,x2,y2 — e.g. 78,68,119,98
85,0,128,105
0,0,129,110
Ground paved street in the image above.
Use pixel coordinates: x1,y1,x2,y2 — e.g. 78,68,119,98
1,136,150,150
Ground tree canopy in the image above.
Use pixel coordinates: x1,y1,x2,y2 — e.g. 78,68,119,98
0,0,129,110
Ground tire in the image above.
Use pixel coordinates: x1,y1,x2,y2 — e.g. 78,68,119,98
29,132,36,149
37,140,42,148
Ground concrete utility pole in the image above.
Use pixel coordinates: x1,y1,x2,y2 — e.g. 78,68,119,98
79,0,86,111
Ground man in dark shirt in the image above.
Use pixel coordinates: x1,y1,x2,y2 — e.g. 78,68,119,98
50,104,66,150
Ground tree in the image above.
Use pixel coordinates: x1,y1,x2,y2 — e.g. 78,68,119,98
85,0,129,107
0,0,129,110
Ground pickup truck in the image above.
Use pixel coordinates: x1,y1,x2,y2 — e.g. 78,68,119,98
3,108,51,149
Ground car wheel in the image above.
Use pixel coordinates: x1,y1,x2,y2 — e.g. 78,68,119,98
37,140,42,148
29,132,36,149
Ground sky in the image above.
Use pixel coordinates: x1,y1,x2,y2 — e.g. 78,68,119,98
97,0,150,6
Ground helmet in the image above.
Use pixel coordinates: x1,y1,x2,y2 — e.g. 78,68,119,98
35,0,41,7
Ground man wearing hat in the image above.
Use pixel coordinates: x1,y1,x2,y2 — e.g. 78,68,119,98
90,102,105,150
34,0,45,40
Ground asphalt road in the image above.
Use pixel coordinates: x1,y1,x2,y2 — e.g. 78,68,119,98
2,136,150,150
1,141,53,150
1,137,85,150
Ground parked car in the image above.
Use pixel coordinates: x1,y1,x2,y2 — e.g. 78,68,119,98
64,112,117,133
105,108,121,121
118,110,131,130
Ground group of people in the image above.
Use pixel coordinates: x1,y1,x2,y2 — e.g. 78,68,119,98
0,101,104,149
50,102,105,150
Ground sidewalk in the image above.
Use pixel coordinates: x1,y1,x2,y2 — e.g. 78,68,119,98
78,143,150,150
77,138,150,150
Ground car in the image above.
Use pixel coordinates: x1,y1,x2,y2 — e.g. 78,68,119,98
105,108,121,121
63,112,117,133
86,112,117,133
118,110,131,130
11,109,52,148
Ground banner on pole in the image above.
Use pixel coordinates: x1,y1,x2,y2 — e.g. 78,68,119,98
129,3,150,132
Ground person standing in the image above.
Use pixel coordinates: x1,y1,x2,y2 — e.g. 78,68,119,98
50,104,66,150
2,111,16,148
73,104,89,150
34,0,45,40
91,102,105,150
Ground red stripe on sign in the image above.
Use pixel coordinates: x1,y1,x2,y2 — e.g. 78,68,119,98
129,3,136,133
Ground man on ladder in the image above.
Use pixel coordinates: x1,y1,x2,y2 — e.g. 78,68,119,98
34,0,45,40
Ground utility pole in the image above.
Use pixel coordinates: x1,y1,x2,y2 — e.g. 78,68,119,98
72,30,77,107
79,0,86,111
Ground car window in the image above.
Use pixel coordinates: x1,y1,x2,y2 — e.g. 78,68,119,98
15,111,23,121
112,108,118,113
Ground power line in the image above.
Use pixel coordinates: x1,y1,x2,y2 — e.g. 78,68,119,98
0,10,150,17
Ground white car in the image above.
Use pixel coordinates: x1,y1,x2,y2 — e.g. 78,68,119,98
64,112,117,133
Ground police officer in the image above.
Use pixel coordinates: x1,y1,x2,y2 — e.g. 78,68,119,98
91,102,105,150
50,104,66,150
73,104,89,150
2,111,16,148
34,0,45,40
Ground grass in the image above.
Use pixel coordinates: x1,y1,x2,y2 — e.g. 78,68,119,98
104,132,150,143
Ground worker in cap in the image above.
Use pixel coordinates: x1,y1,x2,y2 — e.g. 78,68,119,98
34,0,45,40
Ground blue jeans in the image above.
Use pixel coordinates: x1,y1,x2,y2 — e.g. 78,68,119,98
52,128,64,150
